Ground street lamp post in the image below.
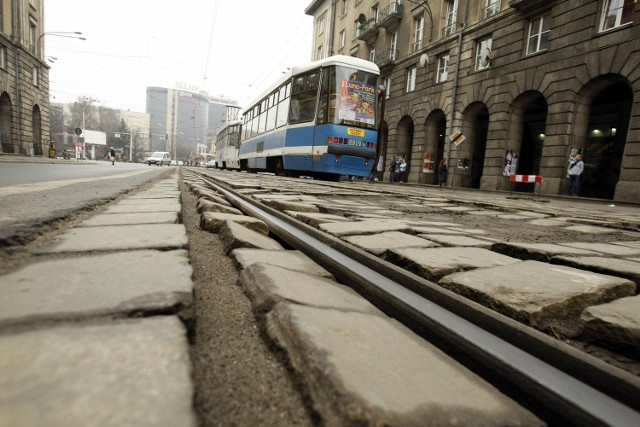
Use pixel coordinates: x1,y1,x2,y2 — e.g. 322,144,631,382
38,31,85,55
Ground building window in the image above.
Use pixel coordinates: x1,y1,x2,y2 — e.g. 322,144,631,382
355,19,361,37
339,29,346,49
342,0,348,16
406,67,416,92
389,31,397,60
443,0,458,37
317,45,324,60
475,37,493,70
317,14,325,36
601,0,634,32
372,4,379,21
527,13,550,54
384,77,391,98
413,15,424,52
0,46,6,69
369,46,376,62
29,17,37,54
437,54,449,83
32,66,39,86
484,0,500,19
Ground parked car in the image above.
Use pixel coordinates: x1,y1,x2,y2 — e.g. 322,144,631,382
205,160,217,169
145,151,171,166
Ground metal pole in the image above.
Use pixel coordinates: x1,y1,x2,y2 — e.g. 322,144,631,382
129,132,133,162
82,111,85,160
452,144,458,193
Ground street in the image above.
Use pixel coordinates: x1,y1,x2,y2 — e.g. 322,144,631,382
0,160,172,248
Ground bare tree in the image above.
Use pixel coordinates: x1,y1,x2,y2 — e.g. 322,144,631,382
65,96,100,133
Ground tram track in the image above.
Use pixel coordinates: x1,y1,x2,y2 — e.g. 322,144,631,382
190,169,640,426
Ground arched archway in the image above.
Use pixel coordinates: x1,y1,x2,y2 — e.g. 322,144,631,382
32,105,43,156
509,91,548,192
0,93,12,153
574,76,632,199
396,115,414,181
460,103,489,188
424,110,446,184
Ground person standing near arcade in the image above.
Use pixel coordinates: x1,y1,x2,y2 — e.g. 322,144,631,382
398,158,407,183
389,159,396,183
567,154,584,196
438,158,448,188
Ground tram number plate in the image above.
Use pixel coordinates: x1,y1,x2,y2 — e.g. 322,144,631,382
347,128,365,137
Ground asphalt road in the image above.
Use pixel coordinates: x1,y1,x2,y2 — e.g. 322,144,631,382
0,161,174,246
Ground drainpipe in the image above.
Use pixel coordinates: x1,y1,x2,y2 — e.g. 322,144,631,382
328,0,337,56
446,1,470,168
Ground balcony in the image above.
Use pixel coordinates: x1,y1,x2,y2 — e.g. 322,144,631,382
411,40,423,53
374,49,399,71
442,22,457,38
484,1,500,19
357,18,379,43
509,0,554,13
377,2,403,29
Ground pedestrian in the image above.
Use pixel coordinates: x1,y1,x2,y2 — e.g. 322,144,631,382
369,157,384,184
567,153,584,196
438,158,448,188
398,157,407,183
389,159,396,183
109,147,116,165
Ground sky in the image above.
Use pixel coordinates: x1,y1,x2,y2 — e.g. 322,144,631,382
44,0,314,113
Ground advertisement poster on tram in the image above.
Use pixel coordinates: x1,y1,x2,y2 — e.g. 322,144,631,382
338,79,376,126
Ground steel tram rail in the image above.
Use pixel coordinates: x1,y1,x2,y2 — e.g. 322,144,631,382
193,171,640,426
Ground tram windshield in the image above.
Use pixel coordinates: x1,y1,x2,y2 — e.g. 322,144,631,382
317,65,378,130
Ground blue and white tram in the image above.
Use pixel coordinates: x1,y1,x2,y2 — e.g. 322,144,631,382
239,55,380,179
214,120,242,170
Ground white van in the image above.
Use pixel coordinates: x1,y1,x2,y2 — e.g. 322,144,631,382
146,151,171,166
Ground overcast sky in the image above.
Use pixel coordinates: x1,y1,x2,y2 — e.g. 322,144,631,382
44,0,313,112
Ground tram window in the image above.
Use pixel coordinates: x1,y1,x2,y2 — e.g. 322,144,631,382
276,82,289,128
244,118,251,140
279,84,287,101
258,105,267,134
317,68,331,124
276,100,289,128
293,76,305,93
290,70,320,124
266,91,278,131
251,111,259,138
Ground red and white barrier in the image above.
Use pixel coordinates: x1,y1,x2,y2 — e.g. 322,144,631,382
509,175,542,183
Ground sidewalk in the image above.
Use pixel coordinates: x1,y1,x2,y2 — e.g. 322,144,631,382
0,153,97,165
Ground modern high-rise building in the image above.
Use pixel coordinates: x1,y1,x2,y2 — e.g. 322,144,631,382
146,87,240,163
146,87,209,162
206,94,240,135
0,0,51,157
305,0,639,202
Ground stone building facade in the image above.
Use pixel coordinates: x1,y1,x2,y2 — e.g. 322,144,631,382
0,0,50,157
306,0,639,202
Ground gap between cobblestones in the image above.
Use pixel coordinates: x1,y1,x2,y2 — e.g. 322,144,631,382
180,176,315,426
